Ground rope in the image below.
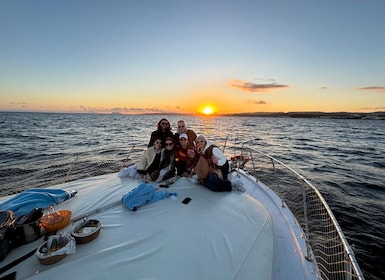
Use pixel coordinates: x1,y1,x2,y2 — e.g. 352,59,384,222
61,153,80,184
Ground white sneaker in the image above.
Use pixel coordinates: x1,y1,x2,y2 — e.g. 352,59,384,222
232,180,246,192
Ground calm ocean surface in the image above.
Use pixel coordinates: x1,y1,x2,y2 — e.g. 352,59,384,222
0,112,384,279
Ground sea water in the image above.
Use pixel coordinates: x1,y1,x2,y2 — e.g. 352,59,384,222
0,112,384,279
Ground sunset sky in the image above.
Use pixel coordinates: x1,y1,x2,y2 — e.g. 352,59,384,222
1,0,385,115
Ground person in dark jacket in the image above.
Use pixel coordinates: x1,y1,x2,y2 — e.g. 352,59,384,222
157,137,176,181
148,118,174,148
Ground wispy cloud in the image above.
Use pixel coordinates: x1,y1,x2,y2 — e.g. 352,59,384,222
10,101,28,106
321,86,328,90
228,79,289,92
246,100,267,105
74,106,164,114
360,106,385,110
357,86,385,91
105,107,169,114
111,107,158,112
254,77,276,82
5,102,183,114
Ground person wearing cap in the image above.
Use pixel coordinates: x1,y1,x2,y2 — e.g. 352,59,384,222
174,133,192,175
174,120,197,148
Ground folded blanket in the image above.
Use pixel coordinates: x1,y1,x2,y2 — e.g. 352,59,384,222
118,164,143,179
0,188,77,217
122,183,177,211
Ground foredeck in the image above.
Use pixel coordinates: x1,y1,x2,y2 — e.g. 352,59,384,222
0,171,315,280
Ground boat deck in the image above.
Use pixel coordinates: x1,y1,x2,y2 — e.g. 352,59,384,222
0,171,316,279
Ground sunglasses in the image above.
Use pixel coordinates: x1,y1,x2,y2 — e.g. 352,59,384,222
160,122,169,125
155,141,162,144
197,140,204,143
165,142,174,146
178,125,185,128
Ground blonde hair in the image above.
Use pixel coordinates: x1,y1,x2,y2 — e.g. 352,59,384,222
196,134,207,143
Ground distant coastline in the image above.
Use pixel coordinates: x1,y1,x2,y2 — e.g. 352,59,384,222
135,111,385,120
1,111,385,120
222,111,385,120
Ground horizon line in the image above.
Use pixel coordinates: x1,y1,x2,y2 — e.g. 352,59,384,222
1,110,384,116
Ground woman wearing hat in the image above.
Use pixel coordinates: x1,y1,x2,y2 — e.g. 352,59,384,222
174,133,194,175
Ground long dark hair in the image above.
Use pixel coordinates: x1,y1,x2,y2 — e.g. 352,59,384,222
157,118,171,131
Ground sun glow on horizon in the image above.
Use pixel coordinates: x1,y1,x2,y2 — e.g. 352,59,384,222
199,104,216,115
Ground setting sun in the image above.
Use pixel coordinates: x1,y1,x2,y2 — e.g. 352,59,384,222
199,105,216,115
203,106,213,115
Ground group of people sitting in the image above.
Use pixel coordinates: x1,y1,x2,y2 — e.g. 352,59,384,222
119,118,245,192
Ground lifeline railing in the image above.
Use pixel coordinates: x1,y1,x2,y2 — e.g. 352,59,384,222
231,143,365,280
1,143,365,280
0,146,144,197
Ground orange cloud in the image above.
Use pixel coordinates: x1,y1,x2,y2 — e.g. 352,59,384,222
228,79,289,92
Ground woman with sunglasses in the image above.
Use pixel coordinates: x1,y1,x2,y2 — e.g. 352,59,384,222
147,118,174,148
156,137,176,182
137,137,164,181
118,137,163,182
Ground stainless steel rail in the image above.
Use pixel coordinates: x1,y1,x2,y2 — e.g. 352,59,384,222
232,146,365,280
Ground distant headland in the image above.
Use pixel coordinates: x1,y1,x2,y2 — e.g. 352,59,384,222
221,111,385,120
1,111,384,120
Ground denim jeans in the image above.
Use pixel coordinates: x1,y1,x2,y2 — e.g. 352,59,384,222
205,173,232,192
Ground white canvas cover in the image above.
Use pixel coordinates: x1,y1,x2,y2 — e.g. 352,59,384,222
1,172,315,279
